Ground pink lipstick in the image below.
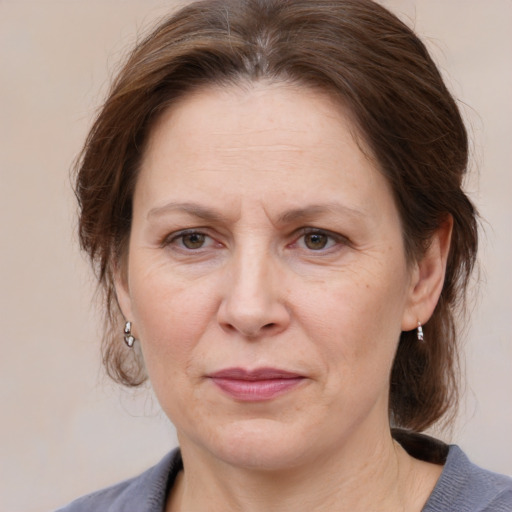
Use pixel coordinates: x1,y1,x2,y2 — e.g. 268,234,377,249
208,367,305,402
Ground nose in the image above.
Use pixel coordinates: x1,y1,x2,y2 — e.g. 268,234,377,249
217,245,291,339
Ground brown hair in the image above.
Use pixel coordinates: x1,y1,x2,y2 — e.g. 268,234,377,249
75,0,478,432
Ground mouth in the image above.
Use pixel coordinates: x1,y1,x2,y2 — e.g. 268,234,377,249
207,367,306,402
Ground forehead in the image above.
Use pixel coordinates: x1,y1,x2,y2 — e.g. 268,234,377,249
136,81,392,221
153,81,364,144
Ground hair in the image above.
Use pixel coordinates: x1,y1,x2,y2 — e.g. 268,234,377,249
75,0,478,432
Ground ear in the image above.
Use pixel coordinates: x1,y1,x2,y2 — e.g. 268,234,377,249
401,216,453,331
113,260,134,324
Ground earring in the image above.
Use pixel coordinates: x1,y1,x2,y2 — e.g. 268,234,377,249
417,321,424,342
124,321,136,348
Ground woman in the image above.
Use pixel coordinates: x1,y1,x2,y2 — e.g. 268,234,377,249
58,0,512,510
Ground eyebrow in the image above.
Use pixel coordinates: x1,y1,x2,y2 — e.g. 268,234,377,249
147,201,365,226
147,202,230,223
276,203,365,225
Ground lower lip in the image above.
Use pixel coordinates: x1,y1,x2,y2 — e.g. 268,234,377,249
210,377,304,401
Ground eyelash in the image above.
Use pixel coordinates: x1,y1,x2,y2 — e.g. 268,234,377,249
162,228,348,253
291,228,348,253
163,229,218,251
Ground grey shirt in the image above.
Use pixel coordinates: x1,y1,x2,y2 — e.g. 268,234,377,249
56,437,512,511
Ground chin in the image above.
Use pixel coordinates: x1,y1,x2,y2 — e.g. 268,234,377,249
202,418,316,471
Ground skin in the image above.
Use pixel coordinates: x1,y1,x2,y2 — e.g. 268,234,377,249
116,82,451,511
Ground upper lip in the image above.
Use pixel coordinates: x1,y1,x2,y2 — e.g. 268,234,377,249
208,367,304,380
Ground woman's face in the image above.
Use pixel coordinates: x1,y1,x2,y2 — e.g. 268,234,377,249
117,82,422,470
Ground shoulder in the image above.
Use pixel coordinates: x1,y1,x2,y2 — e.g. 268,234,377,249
392,429,512,511
54,449,182,512
424,445,512,512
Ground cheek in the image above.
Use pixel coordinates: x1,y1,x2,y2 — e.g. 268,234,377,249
292,266,408,383
128,264,219,373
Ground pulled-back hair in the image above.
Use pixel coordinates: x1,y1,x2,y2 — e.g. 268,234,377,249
76,0,478,432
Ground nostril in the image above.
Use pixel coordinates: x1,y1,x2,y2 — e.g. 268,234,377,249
221,321,278,338
223,323,237,333
217,299,291,338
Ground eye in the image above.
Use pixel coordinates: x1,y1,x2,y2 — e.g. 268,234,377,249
164,230,217,250
303,232,330,250
294,229,344,252
181,232,207,249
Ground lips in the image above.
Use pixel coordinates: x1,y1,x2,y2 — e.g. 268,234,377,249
208,367,305,401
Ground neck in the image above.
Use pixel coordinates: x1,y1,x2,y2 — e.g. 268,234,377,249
168,428,439,512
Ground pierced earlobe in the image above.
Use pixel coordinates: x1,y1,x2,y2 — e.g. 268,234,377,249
417,321,424,342
124,321,136,348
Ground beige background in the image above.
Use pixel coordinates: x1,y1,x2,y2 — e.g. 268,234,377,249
1,1,511,511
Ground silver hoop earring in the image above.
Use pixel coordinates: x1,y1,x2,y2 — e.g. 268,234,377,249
124,321,136,348
417,321,424,342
